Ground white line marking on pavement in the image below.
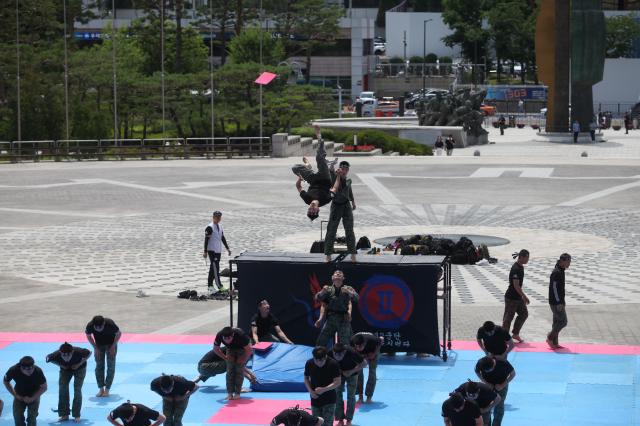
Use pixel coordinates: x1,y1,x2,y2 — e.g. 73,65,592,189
469,168,555,178
357,205,386,217
151,306,233,334
405,204,428,219
378,205,409,218
0,207,137,218
0,286,96,305
165,180,290,189
94,179,268,208
357,173,402,205
558,180,640,206
0,181,97,189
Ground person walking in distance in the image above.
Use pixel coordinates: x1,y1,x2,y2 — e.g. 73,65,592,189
474,356,515,426
498,115,506,136
445,135,455,156
323,162,357,262
572,120,580,143
589,120,598,142
45,342,91,422
203,211,232,295
85,315,121,397
547,253,572,349
502,249,530,343
3,356,47,426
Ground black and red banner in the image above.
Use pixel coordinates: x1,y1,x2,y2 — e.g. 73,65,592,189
235,253,443,356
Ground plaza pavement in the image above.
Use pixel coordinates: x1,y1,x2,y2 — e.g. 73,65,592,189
0,126,640,347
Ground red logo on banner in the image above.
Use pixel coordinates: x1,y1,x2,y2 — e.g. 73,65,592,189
358,275,414,329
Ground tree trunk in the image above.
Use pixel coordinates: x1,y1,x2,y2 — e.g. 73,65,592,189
235,0,244,35
175,0,184,73
142,115,148,140
169,107,185,138
497,57,502,83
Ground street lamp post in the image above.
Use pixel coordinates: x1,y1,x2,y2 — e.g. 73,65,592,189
422,18,433,95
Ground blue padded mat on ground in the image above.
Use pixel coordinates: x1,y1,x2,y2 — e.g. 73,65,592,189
250,343,313,392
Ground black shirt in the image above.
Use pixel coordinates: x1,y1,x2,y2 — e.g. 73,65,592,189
549,265,566,305
476,326,511,356
441,399,481,426
329,348,364,377
446,138,455,150
505,262,525,300
435,139,445,148
199,349,224,364
85,318,120,346
304,358,340,407
3,364,47,397
150,375,196,397
351,332,381,356
109,404,160,426
299,185,332,207
214,328,251,350
475,359,514,387
46,347,91,370
250,313,280,339
271,408,319,426
454,382,498,410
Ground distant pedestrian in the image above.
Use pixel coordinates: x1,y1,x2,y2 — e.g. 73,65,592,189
150,374,198,426
589,120,598,142
498,115,506,136
85,315,121,397
3,356,47,426
474,356,516,426
434,136,445,156
445,135,455,156
304,347,341,426
441,392,483,426
46,342,91,422
108,402,165,426
572,120,580,143
547,253,572,349
454,380,501,426
213,326,253,400
624,112,631,134
271,406,323,426
476,321,514,360
502,249,530,343
203,210,232,295
518,99,524,114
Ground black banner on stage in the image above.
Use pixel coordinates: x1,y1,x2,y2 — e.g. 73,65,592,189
235,253,444,356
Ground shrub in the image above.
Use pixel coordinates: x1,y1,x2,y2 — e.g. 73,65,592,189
389,56,404,64
409,55,424,64
425,53,438,63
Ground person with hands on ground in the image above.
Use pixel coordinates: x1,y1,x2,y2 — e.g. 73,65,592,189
502,249,530,342
304,347,342,426
107,402,165,426
85,315,121,397
270,406,324,426
46,342,91,422
213,326,254,400
150,374,198,426
3,356,47,426
474,356,516,426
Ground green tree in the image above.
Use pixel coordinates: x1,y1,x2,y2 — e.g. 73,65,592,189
605,13,640,58
228,28,285,65
441,0,489,63
412,0,443,12
376,0,397,27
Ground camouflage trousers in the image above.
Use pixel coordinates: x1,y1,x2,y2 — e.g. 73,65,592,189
312,402,335,426
225,348,246,395
316,314,352,348
335,374,358,421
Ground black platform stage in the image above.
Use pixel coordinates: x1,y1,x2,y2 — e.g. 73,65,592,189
229,252,452,359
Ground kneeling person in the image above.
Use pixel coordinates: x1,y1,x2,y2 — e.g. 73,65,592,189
108,402,165,426
271,406,323,426
150,374,197,426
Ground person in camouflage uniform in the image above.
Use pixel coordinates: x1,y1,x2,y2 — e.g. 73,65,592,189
324,162,357,262
315,270,359,347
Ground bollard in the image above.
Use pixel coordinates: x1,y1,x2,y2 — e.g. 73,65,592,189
474,150,481,156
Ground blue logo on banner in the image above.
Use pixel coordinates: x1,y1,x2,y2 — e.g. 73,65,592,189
358,275,414,329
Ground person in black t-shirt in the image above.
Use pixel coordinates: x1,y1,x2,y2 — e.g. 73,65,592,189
445,135,455,156
441,392,482,426
150,374,198,426
3,356,48,426
502,249,530,343
474,356,516,426
304,347,341,426
46,342,92,422
454,381,501,426
195,348,257,385
476,321,514,360
350,332,383,404
271,406,323,426
108,402,165,426
213,326,253,400
547,253,572,349
329,343,366,426
251,300,293,344
293,125,337,221
85,315,121,397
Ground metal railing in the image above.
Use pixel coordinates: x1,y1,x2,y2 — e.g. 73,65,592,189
0,137,272,163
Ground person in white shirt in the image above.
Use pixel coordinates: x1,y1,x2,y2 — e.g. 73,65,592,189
203,211,231,294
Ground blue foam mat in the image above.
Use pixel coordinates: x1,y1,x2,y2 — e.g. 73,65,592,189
0,341,638,425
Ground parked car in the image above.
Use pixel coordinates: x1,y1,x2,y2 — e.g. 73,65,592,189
374,42,386,55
